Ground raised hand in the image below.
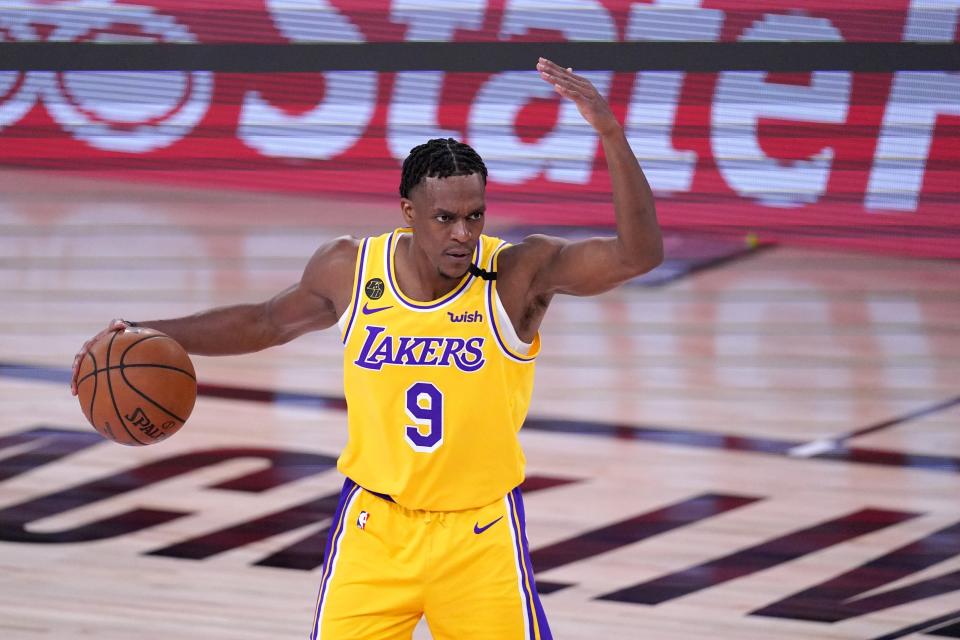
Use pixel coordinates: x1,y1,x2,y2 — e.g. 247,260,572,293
536,57,620,137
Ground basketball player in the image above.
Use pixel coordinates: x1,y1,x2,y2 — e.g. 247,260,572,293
71,58,662,639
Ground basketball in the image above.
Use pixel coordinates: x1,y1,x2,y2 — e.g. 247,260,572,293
75,327,197,446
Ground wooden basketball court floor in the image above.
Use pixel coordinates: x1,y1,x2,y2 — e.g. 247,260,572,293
0,169,958,639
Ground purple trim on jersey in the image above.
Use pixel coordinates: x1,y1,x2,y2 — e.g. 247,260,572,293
341,239,370,345
485,244,536,363
508,491,538,639
512,487,554,640
385,230,478,310
310,478,360,640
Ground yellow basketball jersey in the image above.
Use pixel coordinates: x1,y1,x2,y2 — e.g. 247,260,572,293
337,228,540,511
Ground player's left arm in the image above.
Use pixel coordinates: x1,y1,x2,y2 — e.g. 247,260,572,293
528,58,663,297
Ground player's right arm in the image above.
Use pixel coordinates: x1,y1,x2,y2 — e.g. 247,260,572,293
70,236,359,395
137,236,357,354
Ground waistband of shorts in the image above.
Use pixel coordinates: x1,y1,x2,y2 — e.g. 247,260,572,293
348,478,522,513
358,483,395,503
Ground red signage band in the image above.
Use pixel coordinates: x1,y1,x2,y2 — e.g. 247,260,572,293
0,1,957,258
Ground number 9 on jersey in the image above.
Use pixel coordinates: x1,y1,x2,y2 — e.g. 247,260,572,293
404,382,443,452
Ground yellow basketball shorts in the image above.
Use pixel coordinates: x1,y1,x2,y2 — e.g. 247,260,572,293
308,478,552,640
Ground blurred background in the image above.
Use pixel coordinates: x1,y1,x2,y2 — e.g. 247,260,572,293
1,1,958,639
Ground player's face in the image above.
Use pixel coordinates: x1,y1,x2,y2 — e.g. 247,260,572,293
402,173,486,280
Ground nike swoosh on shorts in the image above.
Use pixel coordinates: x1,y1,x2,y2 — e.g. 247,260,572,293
473,515,504,534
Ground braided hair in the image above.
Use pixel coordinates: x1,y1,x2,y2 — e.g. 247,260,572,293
399,138,488,198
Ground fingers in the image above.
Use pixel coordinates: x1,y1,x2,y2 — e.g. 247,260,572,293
537,57,571,75
71,337,96,396
536,58,567,84
537,58,585,81
536,57,593,95
71,319,130,396
70,351,83,396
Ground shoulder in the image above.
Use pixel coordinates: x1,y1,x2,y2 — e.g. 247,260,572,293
494,234,569,308
302,235,362,290
306,235,361,269
497,234,566,274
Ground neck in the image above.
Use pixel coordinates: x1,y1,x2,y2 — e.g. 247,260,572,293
396,234,462,301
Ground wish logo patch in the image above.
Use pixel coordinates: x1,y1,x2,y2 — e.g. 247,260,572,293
448,311,483,323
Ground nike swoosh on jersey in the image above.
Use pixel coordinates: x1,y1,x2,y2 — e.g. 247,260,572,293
473,515,504,534
362,302,392,315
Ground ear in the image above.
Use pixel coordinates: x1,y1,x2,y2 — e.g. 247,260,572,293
400,198,415,226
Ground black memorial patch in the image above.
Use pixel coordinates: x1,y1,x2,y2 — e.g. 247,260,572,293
364,278,385,300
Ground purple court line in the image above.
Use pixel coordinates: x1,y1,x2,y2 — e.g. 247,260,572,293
3,361,959,474
788,395,960,460
869,609,960,640
841,395,960,441
196,382,347,412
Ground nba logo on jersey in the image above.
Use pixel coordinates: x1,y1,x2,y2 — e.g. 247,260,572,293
357,511,369,530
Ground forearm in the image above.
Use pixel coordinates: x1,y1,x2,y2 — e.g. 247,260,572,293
601,126,663,269
534,57,662,270
134,303,282,356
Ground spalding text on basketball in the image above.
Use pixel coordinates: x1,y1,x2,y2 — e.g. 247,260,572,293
125,407,176,441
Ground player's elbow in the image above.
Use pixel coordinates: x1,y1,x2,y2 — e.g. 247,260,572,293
618,235,663,277
642,236,665,272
